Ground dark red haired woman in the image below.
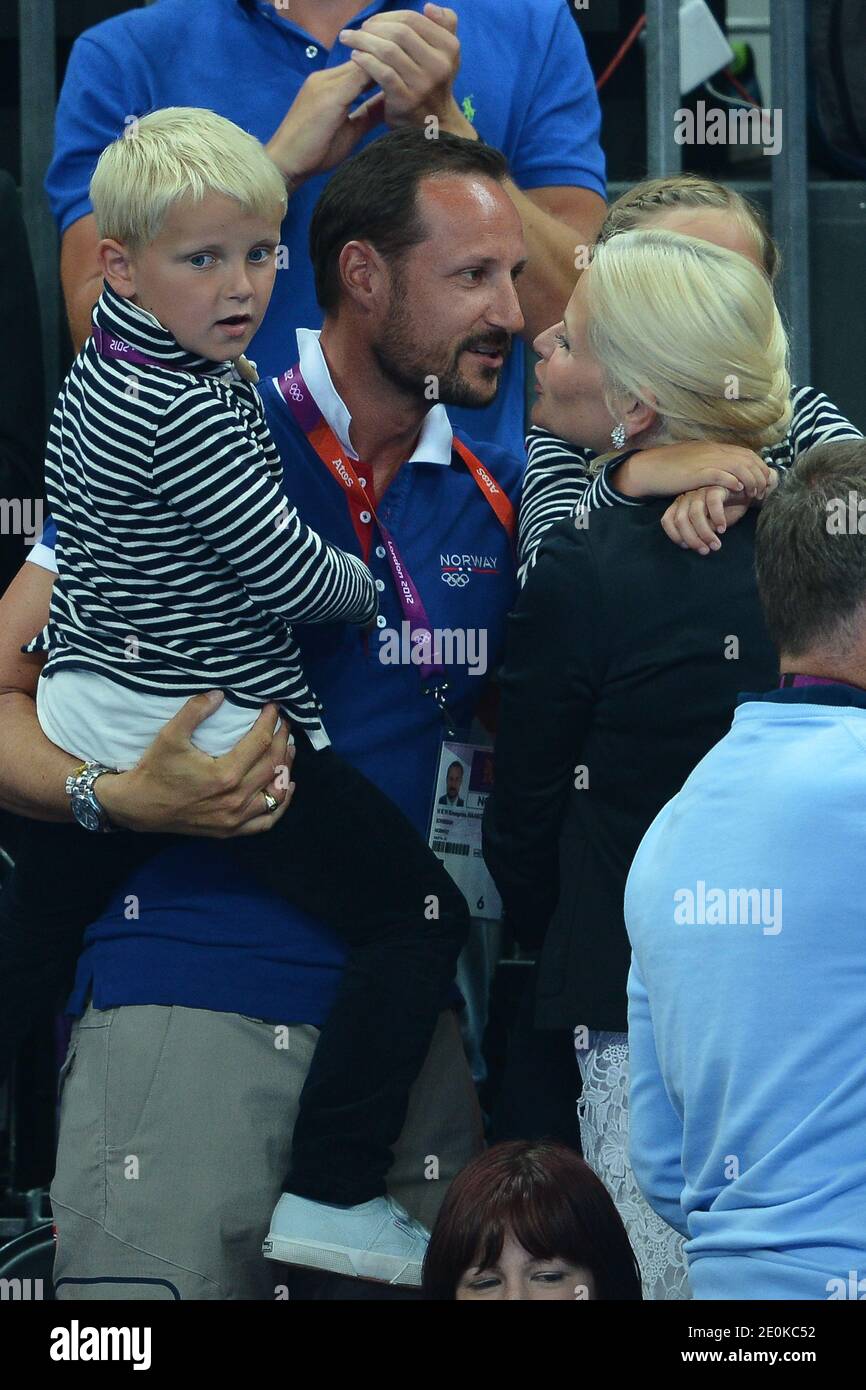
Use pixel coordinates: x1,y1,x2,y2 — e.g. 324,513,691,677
422,1140,642,1300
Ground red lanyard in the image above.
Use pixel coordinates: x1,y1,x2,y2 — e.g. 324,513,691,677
275,362,515,726
452,439,516,547
275,363,515,562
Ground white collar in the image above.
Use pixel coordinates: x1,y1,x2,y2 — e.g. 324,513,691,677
284,327,453,466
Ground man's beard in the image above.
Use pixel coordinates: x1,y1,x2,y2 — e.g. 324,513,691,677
372,284,512,410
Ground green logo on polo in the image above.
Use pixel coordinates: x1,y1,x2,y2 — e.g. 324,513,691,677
462,95,476,124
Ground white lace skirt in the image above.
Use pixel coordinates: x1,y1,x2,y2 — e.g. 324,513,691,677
576,1029,691,1300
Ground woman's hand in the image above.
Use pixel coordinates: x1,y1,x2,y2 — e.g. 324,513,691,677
661,469,780,554
614,442,773,501
97,693,295,838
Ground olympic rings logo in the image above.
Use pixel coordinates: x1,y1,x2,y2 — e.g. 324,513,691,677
441,571,469,587
287,383,303,402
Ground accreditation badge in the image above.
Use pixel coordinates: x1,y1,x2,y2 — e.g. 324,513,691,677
428,739,503,923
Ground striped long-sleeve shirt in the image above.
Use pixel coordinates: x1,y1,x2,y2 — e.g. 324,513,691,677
518,384,863,583
27,283,377,730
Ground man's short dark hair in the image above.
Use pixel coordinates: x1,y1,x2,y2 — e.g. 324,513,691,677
447,761,464,777
755,439,866,656
309,128,510,312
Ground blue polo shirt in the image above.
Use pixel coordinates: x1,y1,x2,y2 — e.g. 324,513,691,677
31,386,522,1026
45,0,605,454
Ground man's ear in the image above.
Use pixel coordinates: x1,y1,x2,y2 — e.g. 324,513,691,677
98,238,138,299
336,239,387,313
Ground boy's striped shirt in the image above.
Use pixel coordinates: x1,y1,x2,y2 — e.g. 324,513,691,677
26,283,376,728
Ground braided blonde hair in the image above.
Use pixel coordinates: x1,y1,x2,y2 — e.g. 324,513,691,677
596,175,779,282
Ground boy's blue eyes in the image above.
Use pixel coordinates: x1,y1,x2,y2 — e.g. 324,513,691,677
187,248,272,268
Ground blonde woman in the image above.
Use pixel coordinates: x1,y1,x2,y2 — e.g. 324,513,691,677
483,229,791,1300
518,176,861,579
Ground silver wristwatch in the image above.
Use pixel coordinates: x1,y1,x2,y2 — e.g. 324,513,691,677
65,761,118,833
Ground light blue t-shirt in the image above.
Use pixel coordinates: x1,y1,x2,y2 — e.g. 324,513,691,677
46,0,605,455
625,685,866,1300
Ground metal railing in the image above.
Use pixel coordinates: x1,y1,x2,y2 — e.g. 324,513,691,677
769,0,810,383
644,0,811,381
645,0,684,176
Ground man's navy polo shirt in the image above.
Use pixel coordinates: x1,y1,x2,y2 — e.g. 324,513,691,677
45,0,605,454
33,391,523,1026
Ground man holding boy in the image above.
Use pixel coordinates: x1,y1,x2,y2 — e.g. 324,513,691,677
18,126,527,1299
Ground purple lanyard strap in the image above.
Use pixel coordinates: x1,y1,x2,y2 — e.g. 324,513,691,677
276,364,452,697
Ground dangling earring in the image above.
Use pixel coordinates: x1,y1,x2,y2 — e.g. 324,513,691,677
610,422,627,450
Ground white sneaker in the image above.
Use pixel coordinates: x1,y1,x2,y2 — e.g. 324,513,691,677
262,1193,430,1286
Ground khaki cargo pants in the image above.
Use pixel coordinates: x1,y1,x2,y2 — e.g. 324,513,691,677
51,1002,482,1299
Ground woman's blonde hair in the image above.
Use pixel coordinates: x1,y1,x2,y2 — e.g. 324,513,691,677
586,228,792,452
90,107,287,251
597,174,779,282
